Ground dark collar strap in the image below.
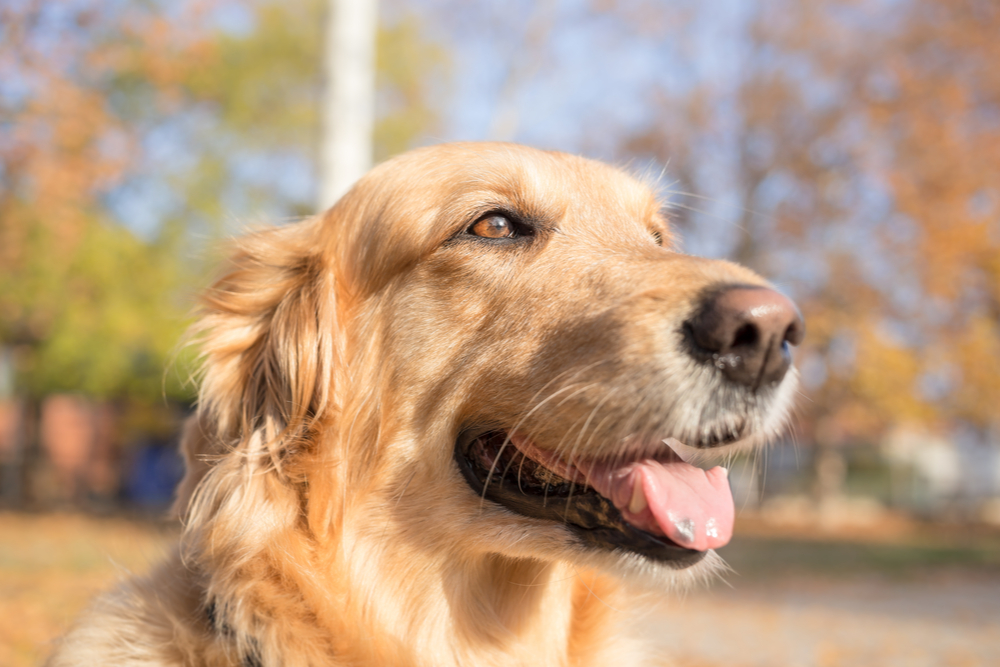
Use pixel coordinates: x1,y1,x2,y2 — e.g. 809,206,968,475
205,601,263,667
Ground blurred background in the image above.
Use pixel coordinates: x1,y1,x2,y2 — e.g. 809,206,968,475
2,0,998,665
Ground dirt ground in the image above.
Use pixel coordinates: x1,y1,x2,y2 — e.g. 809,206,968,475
654,571,1000,667
656,518,1000,667
0,512,177,667
3,512,999,667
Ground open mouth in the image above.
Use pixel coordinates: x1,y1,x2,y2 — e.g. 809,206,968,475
455,429,736,569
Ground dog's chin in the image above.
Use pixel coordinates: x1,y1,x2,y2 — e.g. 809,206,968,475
569,537,729,594
454,428,713,571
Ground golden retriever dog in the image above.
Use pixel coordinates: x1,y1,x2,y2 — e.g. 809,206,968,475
47,142,802,666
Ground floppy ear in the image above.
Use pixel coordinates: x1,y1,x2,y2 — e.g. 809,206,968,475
175,216,338,537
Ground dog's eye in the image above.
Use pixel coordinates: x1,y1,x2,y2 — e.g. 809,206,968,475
651,230,664,246
469,214,515,239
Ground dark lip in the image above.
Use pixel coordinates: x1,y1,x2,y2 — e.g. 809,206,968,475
454,428,707,569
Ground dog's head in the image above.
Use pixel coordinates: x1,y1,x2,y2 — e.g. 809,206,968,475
179,142,802,589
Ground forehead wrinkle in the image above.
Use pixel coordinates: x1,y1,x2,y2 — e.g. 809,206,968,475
556,164,660,244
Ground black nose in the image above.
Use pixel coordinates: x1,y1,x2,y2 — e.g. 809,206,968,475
684,285,805,389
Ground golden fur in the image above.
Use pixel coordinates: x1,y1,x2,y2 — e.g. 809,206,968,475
47,143,797,666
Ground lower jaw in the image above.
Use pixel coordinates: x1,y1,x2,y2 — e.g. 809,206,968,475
454,429,707,569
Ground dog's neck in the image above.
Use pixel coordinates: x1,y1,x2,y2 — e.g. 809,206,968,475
198,521,625,666
315,526,622,665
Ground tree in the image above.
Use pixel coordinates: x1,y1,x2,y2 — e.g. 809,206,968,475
631,0,1000,506
734,0,1000,442
0,0,445,505
0,2,213,403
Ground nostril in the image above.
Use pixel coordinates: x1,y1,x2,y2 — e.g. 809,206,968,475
731,323,758,349
784,320,805,347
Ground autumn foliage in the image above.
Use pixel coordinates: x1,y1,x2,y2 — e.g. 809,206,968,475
623,0,999,458
1,0,997,507
0,2,218,400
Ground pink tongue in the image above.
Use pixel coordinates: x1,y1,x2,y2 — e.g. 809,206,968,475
584,458,734,551
508,435,734,552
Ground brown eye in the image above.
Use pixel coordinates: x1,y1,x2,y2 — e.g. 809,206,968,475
651,230,664,246
469,214,515,239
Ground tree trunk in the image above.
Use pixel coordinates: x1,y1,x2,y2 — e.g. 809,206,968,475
318,0,378,211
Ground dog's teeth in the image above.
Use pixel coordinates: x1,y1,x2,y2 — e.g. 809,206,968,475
720,467,729,478
628,479,647,514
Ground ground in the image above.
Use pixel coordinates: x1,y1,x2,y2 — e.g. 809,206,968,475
2,512,999,667
657,518,1000,666
0,512,177,667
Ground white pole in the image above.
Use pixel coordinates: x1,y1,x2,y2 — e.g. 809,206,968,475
318,0,378,211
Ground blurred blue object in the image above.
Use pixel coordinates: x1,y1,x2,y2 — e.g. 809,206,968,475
125,440,183,510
